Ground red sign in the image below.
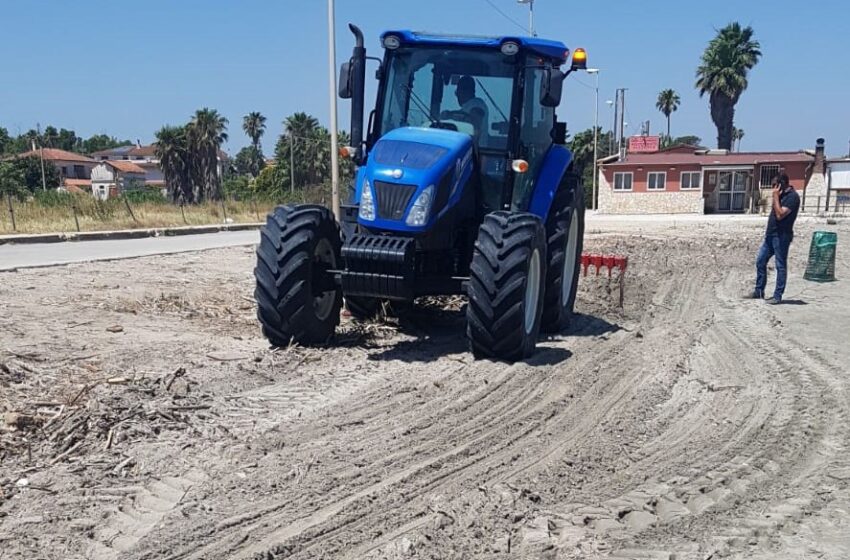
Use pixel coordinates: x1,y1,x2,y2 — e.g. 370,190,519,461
628,135,660,153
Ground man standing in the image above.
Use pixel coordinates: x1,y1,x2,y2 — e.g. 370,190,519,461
748,173,800,304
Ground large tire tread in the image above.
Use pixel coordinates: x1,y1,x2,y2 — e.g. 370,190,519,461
466,212,546,361
541,173,585,333
254,204,342,346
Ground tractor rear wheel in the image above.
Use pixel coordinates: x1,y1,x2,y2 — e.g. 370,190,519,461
466,212,547,361
541,173,585,333
254,204,342,346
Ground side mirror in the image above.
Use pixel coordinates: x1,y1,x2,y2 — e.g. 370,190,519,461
339,62,353,99
540,68,565,107
552,121,568,145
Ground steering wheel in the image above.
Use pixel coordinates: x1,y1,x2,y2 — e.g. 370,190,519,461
430,122,458,131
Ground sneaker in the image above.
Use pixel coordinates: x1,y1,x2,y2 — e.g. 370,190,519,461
765,297,781,305
743,290,765,300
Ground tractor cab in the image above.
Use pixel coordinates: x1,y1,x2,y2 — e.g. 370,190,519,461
341,30,585,225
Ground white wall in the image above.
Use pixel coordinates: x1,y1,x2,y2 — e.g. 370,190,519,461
829,162,850,190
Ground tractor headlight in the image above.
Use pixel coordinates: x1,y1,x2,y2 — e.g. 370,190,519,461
405,185,434,227
359,180,376,221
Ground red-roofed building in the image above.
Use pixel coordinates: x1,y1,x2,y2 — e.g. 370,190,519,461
597,139,823,214
4,148,99,184
91,142,228,194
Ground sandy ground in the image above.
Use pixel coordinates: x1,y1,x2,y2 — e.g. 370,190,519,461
1,217,848,560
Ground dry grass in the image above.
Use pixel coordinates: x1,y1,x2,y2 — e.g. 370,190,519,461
0,187,333,235
0,199,272,234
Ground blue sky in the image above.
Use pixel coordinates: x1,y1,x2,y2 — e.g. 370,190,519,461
1,0,848,156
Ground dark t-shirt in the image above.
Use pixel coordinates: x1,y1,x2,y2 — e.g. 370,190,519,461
766,188,800,236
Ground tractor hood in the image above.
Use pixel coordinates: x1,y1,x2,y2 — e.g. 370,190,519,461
356,127,474,232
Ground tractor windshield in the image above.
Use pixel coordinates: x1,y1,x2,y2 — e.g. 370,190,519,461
379,47,515,151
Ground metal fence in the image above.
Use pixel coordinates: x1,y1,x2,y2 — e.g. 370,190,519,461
801,193,850,215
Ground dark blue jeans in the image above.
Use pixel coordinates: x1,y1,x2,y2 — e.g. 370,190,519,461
756,233,792,300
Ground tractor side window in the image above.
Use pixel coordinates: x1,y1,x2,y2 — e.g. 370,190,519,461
512,64,554,210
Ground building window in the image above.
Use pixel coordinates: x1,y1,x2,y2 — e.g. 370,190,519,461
613,172,633,191
680,171,701,190
759,164,781,188
648,172,666,190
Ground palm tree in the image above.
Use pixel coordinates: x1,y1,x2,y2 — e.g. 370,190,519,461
696,22,761,150
42,126,59,148
155,126,191,203
284,112,319,139
733,128,745,151
243,112,266,149
655,89,681,138
279,113,321,188
187,108,228,201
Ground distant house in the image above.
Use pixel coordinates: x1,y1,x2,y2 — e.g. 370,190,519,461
597,139,825,215
92,142,228,195
5,148,98,192
91,143,165,190
90,160,147,200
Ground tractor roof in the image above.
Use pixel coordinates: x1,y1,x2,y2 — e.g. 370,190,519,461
381,30,569,64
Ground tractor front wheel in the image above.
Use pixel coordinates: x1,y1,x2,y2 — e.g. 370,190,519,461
254,204,342,346
466,212,547,361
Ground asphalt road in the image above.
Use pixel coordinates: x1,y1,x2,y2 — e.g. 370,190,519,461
0,230,259,271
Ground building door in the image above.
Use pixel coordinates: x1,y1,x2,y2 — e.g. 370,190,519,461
717,171,748,212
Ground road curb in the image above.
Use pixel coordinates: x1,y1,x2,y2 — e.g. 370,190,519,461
0,223,264,246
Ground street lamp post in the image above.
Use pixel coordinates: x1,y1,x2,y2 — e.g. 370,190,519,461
587,68,600,210
327,0,341,220
517,0,535,36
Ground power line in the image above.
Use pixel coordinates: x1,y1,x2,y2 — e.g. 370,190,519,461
482,0,528,34
570,77,597,91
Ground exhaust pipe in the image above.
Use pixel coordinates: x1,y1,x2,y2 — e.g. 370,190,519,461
348,24,367,165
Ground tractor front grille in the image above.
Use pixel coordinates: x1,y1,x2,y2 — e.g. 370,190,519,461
374,181,417,221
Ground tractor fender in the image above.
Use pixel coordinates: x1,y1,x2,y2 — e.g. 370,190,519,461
527,145,575,219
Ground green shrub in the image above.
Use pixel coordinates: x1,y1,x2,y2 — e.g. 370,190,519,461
33,189,75,206
123,188,167,204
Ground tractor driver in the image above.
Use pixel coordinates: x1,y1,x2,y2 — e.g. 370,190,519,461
440,75,489,144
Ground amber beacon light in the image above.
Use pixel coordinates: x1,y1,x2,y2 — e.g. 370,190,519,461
571,48,587,70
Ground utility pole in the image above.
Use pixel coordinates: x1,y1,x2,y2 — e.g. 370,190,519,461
289,134,295,194
37,123,47,191
587,68,600,210
327,0,341,220
616,88,627,156
517,0,535,36
612,91,619,157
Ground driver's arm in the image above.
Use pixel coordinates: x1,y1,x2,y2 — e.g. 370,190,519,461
467,107,485,131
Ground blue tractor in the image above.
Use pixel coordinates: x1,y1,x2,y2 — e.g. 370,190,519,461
255,27,587,361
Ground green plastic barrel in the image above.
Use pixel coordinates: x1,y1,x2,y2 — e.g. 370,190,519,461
803,231,837,282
